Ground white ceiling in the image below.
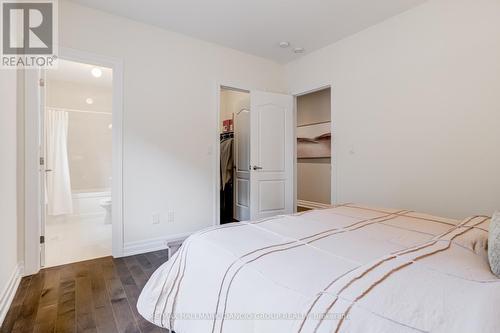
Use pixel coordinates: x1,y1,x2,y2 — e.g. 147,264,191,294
47,59,112,87
70,0,426,63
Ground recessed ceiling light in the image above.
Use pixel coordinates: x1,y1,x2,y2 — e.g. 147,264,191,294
293,47,305,54
91,67,102,78
279,41,290,48
85,97,94,105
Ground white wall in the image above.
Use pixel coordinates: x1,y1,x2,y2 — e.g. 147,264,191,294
47,80,113,191
286,0,500,218
58,0,286,247
297,160,331,204
49,0,500,254
66,111,113,191
0,70,19,319
47,80,113,113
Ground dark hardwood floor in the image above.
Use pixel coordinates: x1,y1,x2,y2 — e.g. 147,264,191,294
1,251,170,333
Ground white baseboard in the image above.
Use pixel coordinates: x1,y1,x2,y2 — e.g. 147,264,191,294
297,200,332,210
0,262,24,326
122,232,192,257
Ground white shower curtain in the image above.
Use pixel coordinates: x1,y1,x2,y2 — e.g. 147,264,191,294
45,109,73,216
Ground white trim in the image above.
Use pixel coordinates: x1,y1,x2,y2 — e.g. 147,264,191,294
122,232,192,257
47,106,112,115
24,47,125,275
0,262,24,325
330,87,338,206
24,69,43,276
58,47,125,258
297,200,332,210
293,84,331,97
292,95,298,213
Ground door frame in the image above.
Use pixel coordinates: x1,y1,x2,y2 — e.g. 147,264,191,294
24,47,124,275
292,84,337,212
214,82,251,226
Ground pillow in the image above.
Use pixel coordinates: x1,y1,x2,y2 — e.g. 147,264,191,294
488,211,500,277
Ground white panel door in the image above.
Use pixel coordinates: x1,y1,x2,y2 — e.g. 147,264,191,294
234,108,251,221
250,91,293,220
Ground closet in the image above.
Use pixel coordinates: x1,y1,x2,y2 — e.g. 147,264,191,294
219,87,250,224
296,88,332,211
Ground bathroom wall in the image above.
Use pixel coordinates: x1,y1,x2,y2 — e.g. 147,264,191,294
297,88,331,205
47,80,112,113
46,79,113,191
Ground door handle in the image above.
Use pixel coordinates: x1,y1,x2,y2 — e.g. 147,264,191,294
45,169,53,173
252,166,263,171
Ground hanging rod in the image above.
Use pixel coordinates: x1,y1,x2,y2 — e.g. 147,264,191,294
46,106,112,115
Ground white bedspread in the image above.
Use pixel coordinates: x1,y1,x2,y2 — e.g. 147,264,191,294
137,204,500,333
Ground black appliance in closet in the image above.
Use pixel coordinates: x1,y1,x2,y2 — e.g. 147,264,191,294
220,132,234,224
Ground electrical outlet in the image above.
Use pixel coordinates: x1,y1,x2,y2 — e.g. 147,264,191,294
152,213,160,224
167,211,175,223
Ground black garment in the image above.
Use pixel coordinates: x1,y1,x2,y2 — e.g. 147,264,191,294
220,136,235,224
220,182,234,224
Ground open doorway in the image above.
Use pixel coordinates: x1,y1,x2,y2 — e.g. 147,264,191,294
295,87,332,212
43,59,113,267
219,87,250,223
217,86,295,224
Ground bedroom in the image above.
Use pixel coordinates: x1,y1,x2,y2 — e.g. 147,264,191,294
0,0,499,332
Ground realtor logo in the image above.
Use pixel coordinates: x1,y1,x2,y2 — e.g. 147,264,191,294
1,0,58,68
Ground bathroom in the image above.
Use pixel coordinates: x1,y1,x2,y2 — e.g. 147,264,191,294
44,59,113,267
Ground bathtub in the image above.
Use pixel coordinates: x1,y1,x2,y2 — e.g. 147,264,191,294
71,189,111,218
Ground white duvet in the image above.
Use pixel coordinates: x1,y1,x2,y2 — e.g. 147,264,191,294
137,204,500,333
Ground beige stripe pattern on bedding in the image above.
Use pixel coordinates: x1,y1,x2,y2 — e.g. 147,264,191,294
138,205,499,333
215,211,411,333
330,216,489,333
154,204,349,327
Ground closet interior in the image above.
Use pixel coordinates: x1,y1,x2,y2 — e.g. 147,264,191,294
296,88,332,212
219,87,250,224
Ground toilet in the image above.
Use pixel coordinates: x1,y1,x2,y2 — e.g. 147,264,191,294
100,198,112,224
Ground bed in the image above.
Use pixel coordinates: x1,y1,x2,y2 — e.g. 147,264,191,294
137,204,499,333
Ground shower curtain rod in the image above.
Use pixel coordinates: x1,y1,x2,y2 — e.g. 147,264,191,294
46,107,112,115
